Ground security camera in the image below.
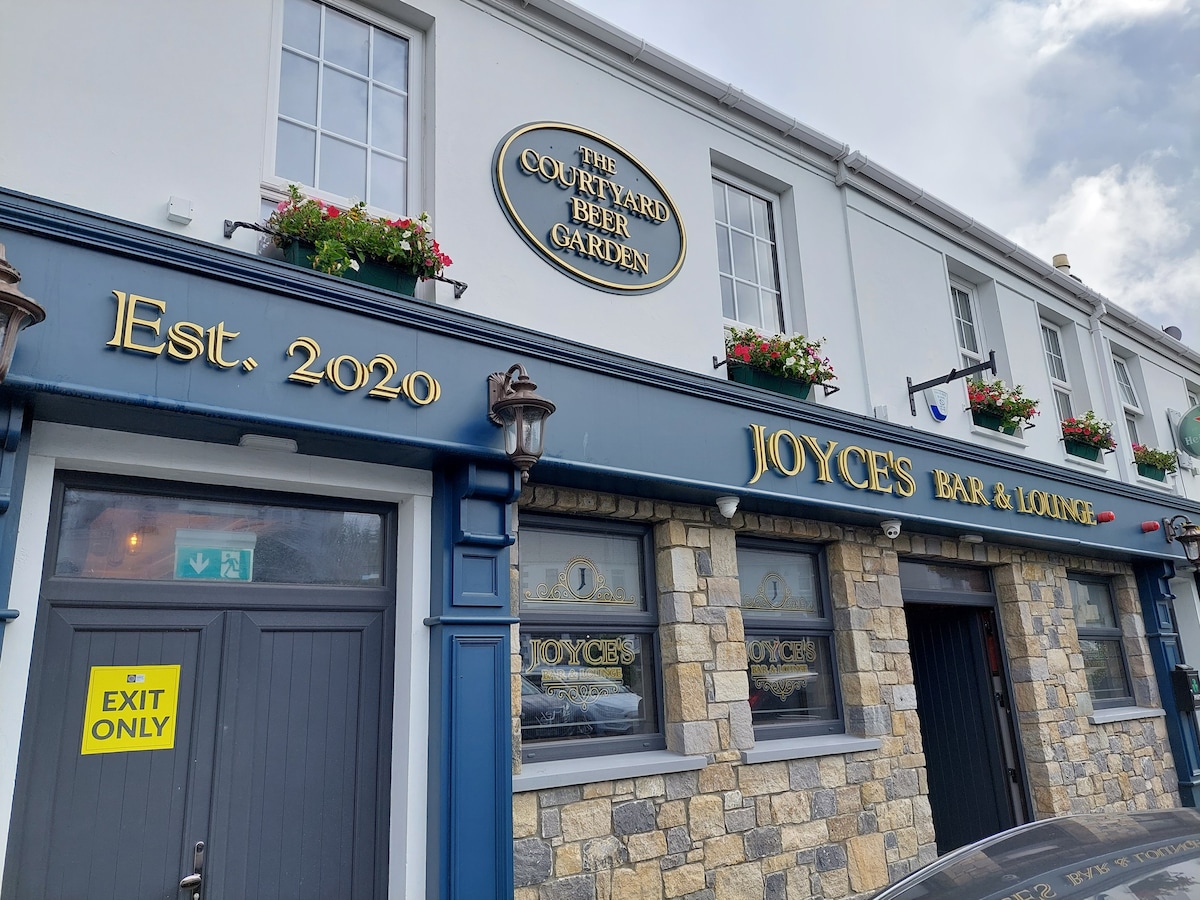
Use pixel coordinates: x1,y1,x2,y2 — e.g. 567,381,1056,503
880,519,901,539
715,495,740,518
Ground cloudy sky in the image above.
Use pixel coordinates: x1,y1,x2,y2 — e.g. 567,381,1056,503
572,0,1200,348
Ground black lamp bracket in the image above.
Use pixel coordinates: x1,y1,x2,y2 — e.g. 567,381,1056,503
907,350,997,416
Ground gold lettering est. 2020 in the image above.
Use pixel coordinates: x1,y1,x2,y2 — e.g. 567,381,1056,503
108,291,246,369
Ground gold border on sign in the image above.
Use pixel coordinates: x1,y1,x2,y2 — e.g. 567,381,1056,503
495,122,688,292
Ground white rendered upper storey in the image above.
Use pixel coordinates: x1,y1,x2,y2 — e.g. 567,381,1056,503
2,0,1197,494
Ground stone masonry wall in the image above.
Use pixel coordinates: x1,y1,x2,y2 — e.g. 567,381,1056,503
511,487,1178,900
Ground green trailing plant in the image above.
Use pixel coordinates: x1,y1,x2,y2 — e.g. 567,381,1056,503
725,327,836,385
267,184,452,279
966,379,1039,430
1132,443,1178,473
1060,411,1116,450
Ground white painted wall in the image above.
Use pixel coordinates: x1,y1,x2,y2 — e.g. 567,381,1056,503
3,0,1200,486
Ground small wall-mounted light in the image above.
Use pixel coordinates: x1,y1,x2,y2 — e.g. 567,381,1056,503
715,496,739,518
1164,515,1200,564
0,244,46,382
488,364,556,484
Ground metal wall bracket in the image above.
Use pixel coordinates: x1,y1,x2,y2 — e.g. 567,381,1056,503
907,350,997,416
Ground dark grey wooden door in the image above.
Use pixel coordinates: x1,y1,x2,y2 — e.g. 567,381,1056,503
3,604,390,900
906,603,1015,853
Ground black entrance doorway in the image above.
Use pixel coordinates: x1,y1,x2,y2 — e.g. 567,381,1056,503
900,562,1027,854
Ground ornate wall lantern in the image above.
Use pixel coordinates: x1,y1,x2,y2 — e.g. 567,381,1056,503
0,244,47,382
487,364,556,483
1164,515,1200,564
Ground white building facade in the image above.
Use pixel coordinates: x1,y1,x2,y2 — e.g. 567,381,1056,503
2,1,1200,898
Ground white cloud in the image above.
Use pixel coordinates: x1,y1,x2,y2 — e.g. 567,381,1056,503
1010,164,1200,327
990,0,1190,58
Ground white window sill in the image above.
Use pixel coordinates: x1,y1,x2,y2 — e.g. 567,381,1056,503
1061,452,1110,472
741,734,882,764
1134,474,1175,491
969,424,1027,447
1088,706,1165,725
513,749,707,793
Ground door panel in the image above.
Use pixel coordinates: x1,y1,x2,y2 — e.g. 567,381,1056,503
209,610,390,900
906,604,1014,853
3,606,223,900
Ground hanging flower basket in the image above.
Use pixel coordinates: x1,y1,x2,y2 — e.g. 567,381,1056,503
267,184,451,293
727,362,812,399
1061,411,1115,461
723,327,835,400
966,379,1038,433
1132,444,1176,481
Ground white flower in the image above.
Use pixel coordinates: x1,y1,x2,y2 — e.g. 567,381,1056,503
400,240,411,251
348,259,360,271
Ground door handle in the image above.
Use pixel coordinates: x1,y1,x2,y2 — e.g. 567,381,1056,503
180,840,204,898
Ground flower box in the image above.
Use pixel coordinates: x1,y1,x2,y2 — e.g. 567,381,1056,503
1064,439,1102,462
1137,462,1167,482
971,410,1017,435
727,362,811,399
283,242,418,295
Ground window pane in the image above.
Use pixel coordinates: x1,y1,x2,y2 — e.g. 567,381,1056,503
735,281,761,328
371,153,406,215
275,119,315,184
1043,325,1067,382
519,630,656,743
737,547,821,619
1055,390,1074,421
899,561,992,594
279,51,318,124
321,67,368,142
746,632,837,726
715,223,732,276
54,488,383,585
324,6,369,74
1126,415,1140,445
757,240,776,290
727,186,752,232
711,179,727,222
371,86,408,156
282,0,320,55
373,29,409,91
751,196,769,236
720,276,736,320
519,529,645,612
1070,580,1118,629
731,231,757,282
319,135,366,199
1079,639,1131,701
1114,359,1139,408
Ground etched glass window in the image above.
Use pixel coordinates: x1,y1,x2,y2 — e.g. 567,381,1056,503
517,519,662,760
1069,576,1133,707
736,542,840,737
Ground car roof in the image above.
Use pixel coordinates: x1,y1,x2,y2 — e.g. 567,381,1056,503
873,809,1200,900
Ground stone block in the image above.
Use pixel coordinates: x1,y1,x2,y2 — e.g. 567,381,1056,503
667,721,719,756
665,772,700,801
738,762,789,796
514,838,553,886
555,843,583,877
781,820,829,851
661,625,713,664
744,826,784,859
660,591,695,624
561,798,613,842
582,835,627,871
711,670,750,702
514,793,538,837
626,830,668,862
847,833,889,892
542,808,562,839
815,843,848,872
656,519,689,548
688,794,727,839
662,862,706,898
725,807,757,832
712,862,766,900
607,863,662,900
658,546,698,593
540,873,595,900
614,799,657,836
664,662,708,722
703,832,746,867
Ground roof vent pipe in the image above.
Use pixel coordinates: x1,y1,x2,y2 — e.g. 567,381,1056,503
1052,253,1071,274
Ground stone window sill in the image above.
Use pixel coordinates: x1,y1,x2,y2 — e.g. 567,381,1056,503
740,734,883,764
513,749,707,793
1088,705,1165,725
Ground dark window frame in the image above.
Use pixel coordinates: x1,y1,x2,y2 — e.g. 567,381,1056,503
1068,574,1135,709
736,537,843,739
517,514,665,762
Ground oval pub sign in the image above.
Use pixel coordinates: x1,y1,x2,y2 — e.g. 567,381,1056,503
493,123,686,294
